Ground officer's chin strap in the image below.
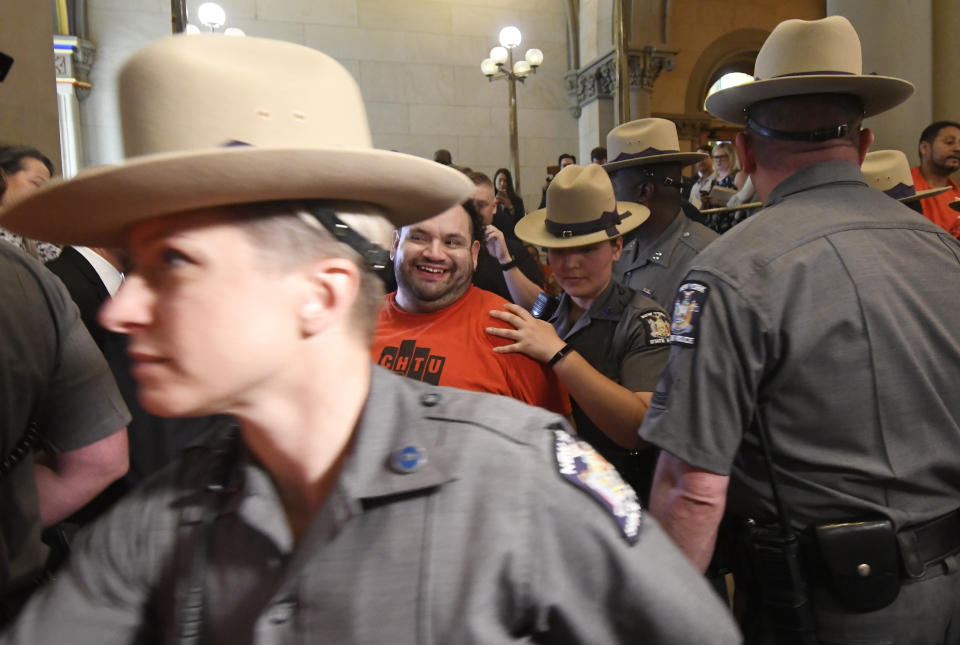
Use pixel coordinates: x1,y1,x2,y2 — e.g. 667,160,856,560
304,205,391,271
176,428,243,645
744,109,865,143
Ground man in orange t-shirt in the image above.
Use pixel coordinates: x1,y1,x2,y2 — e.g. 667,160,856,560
373,200,571,416
911,120,960,238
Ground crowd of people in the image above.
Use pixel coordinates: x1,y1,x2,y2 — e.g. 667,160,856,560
1,14,959,645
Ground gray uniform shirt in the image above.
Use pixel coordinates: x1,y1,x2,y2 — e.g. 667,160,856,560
5,366,740,644
640,161,960,530
613,211,717,308
549,281,670,497
0,244,129,590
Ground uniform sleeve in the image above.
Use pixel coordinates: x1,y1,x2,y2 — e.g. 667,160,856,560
35,268,130,452
639,271,767,474
1,470,181,643
526,430,741,644
617,305,671,392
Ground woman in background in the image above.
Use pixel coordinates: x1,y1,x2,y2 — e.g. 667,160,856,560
0,146,59,261
492,167,525,240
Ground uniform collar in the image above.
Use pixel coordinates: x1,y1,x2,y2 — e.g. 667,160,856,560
765,160,866,208
551,280,631,337
619,209,686,272
222,366,457,553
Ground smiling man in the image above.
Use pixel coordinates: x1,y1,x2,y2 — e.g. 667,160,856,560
373,201,570,416
911,120,960,237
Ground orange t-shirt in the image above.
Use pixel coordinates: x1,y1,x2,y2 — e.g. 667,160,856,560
911,166,960,238
372,286,572,416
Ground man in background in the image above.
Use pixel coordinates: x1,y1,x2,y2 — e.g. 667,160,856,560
911,120,960,237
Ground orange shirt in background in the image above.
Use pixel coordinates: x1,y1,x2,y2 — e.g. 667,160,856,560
911,166,960,238
372,286,572,417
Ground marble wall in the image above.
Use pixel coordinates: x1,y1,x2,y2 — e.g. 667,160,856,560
82,0,577,208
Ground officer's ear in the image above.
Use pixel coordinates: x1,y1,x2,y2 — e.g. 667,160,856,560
390,228,401,262
735,132,756,175
637,180,656,204
299,257,361,337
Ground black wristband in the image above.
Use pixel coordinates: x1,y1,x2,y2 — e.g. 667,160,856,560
499,258,518,271
548,344,573,367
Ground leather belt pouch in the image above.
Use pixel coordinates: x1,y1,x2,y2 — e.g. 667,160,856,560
814,519,900,613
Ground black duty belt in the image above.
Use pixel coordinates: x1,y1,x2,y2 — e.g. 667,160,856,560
897,508,960,578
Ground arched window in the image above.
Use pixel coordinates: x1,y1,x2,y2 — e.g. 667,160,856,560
706,71,753,98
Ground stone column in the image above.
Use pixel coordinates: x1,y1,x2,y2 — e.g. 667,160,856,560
932,0,960,127
827,0,932,164
54,36,95,179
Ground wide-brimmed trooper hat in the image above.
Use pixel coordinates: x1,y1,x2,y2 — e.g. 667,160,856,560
0,35,473,247
604,118,706,172
515,164,649,248
705,16,914,125
862,150,948,202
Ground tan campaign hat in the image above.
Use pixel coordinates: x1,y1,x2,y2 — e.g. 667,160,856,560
604,118,706,172
705,16,913,125
515,164,649,248
861,150,948,202
0,35,473,246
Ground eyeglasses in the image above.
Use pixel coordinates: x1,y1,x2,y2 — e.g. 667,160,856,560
712,154,729,160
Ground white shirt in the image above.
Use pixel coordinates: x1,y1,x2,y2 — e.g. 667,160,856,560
74,246,124,296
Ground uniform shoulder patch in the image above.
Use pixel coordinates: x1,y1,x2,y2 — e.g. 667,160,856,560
639,310,671,346
669,281,709,346
553,430,642,544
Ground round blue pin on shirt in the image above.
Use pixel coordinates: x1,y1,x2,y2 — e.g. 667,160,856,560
389,445,426,474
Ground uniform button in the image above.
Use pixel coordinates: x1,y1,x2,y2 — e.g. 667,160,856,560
267,599,296,624
682,232,690,238
625,271,632,279
856,563,872,577
389,445,427,474
420,392,441,407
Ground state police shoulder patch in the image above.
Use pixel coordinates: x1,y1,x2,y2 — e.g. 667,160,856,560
669,281,709,346
553,430,642,544
640,310,671,346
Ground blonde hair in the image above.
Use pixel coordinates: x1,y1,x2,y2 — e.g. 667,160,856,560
233,201,394,342
714,141,741,175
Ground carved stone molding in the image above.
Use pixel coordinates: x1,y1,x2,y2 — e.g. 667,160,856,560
569,46,677,116
628,46,677,92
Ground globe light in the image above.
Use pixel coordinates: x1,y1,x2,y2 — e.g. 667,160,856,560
524,48,543,68
197,2,226,30
489,46,509,66
499,26,522,49
480,58,499,76
223,27,246,36
513,60,532,76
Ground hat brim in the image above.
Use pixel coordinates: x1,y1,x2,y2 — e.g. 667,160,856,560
0,147,474,247
698,201,764,215
900,186,949,203
514,201,649,249
604,152,707,173
705,75,914,124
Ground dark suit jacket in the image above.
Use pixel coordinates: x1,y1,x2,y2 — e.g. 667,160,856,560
46,248,225,521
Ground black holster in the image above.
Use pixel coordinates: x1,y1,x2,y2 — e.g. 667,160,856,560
736,521,817,645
